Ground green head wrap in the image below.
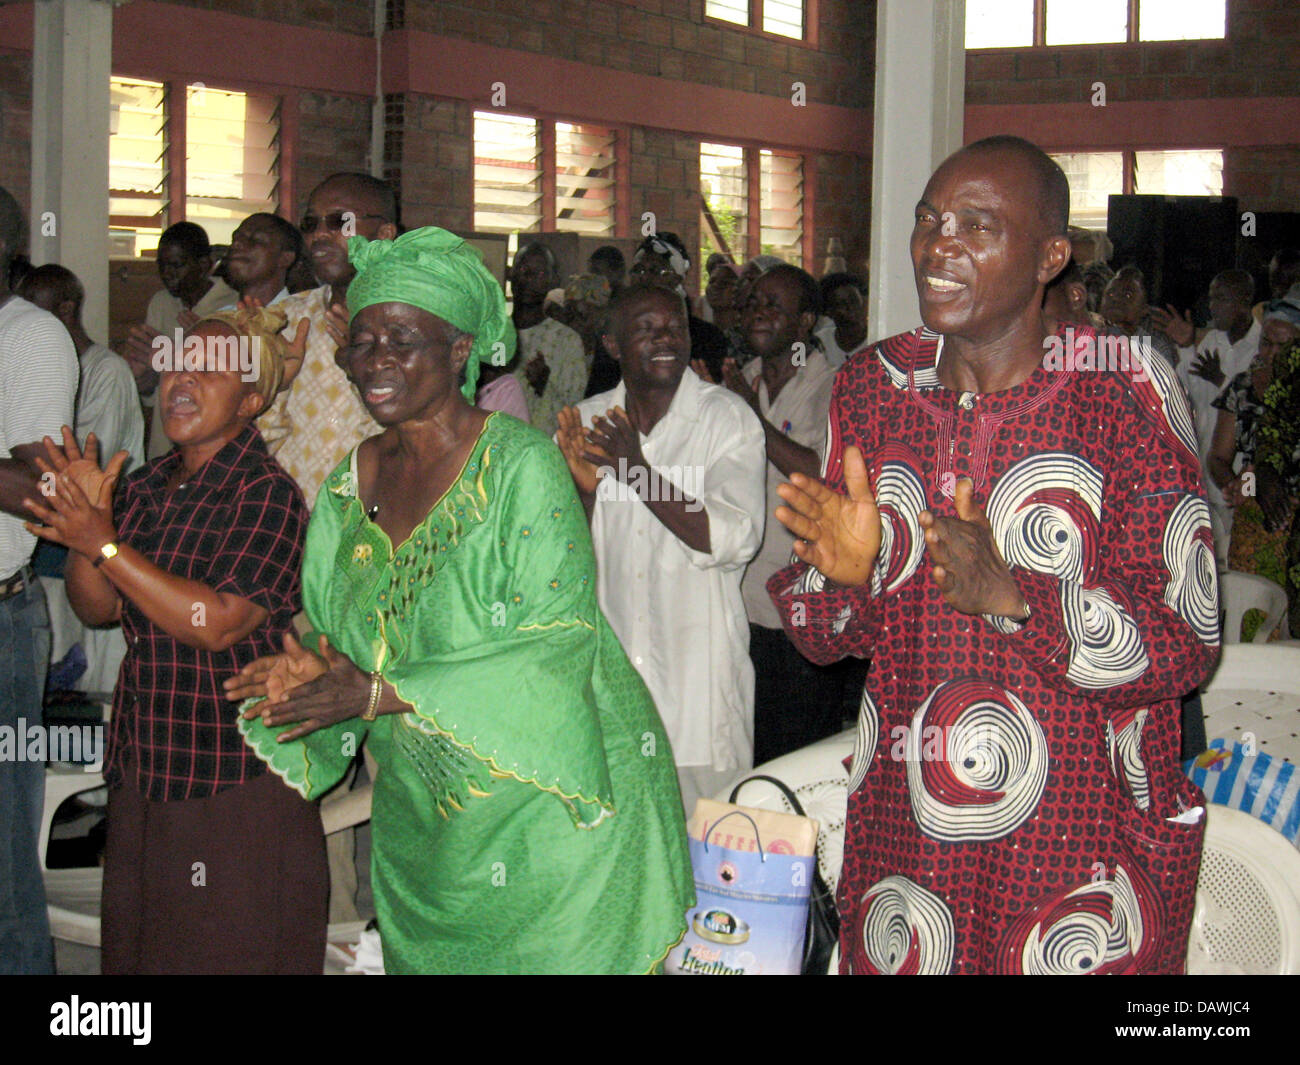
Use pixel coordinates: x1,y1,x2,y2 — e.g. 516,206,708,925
346,227,516,401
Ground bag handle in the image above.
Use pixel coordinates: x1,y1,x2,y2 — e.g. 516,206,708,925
702,809,767,862
729,773,810,820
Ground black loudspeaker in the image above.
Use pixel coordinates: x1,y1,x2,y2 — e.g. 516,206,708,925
1107,195,1241,319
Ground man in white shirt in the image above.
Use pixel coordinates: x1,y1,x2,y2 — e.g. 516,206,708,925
17,264,143,695
722,265,838,762
1154,269,1260,560
0,186,79,974
17,265,144,470
509,243,587,437
556,282,766,811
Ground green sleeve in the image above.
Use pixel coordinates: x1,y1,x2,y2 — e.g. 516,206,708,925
383,436,616,827
237,465,372,799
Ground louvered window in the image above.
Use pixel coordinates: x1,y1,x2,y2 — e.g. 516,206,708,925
185,85,280,245
555,122,615,237
760,150,803,267
473,111,542,234
700,141,748,263
109,78,167,257
706,0,806,41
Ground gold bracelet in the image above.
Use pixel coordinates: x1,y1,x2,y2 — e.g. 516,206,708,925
362,671,383,721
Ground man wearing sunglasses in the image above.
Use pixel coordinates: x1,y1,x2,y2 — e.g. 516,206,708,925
258,172,398,510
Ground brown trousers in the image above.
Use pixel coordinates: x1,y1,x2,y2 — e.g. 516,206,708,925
101,765,328,975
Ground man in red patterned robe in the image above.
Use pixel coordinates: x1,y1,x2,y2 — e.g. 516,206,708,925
767,136,1219,974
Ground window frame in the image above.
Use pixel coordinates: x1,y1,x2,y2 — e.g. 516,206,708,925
703,0,820,49
699,140,810,270
1049,147,1226,228
472,109,630,238
965,0,1227,49
110,69,290,257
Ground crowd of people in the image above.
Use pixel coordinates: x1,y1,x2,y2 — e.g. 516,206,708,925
0,132,1297,974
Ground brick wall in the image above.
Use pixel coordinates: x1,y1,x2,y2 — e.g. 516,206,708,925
813,150,871,277
966,0,1299,104
158,0,374,35
389,95,475,233
0,52,31,221
1223,146,1300,214
629,126,704,285
294,91,374,212
404,0,874,109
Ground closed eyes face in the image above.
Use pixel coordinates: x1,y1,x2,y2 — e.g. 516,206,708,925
340,301,471,424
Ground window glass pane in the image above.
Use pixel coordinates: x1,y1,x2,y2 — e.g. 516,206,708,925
1050,152,1124,230
700,142,748,267
1045,0,1127,44
759,150,802,267
1134,150,1224,196
109,77,167,258
965,0,1034,48
555,123,615,238
473,111,541,234
705,0,749,28
763,0,804,40
185,85,280,246
1139,0,1225,41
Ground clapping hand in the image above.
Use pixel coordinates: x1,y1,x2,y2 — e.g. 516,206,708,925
774,445,881,587
1189,349,1225,388
919,478,1026,618
556,406,609,496
22,428,128,559
1148,304,1195,348
225,630,330,707
233,635,372,742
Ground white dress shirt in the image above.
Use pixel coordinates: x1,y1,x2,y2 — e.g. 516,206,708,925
573,370,767,771
1176,320,1260,497
739,348,835,629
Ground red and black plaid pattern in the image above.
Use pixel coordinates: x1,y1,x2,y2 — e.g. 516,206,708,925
106,425,308,801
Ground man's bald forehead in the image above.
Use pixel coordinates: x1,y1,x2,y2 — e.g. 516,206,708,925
947,136,1070,237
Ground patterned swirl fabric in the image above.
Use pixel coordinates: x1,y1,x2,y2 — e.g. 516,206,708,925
239,413,693,973
768,326,1221,975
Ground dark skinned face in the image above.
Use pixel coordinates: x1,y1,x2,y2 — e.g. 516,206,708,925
605,289,691,395
825,282,864,331
302,181,395,288
156,242,210,300
1101,274,1146,331
509,249,555,306
339,302,471,427
1254,318,1300,392
745,272,812,360
159,322,264,449
910,149,1066,347
225,216,295,290
1208,280,1252,335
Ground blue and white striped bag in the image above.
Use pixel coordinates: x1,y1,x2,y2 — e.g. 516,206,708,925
1185,740,1300,846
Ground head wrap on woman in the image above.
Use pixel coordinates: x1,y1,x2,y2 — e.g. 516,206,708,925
192,304,291,410
1263,287,1300,330
346,227,516,401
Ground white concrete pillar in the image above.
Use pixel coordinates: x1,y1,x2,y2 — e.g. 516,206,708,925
30,0,115,340
868,0,967,341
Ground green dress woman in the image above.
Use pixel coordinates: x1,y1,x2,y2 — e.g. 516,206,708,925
227,228,693,974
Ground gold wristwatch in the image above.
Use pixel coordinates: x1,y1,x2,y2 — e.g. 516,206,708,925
92,541,120,568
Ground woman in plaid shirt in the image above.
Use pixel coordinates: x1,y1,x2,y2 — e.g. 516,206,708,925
26,306,327,974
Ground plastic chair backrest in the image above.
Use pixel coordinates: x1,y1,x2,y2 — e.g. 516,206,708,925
1220,570,1288,644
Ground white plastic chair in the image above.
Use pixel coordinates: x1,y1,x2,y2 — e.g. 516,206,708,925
1219,570,1289,644
1200,643,1300,767
1188,803,1300,974
41,768,375,973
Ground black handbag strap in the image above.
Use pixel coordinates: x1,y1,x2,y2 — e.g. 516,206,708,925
729,773,810,820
